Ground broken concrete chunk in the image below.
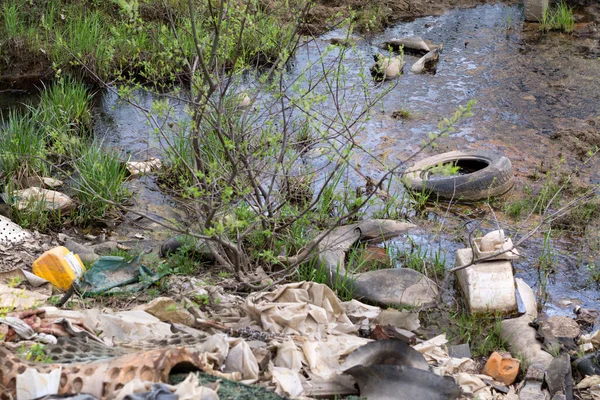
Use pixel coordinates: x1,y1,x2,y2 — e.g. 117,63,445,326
516,278,537,318
543,316,580,340
372,308,420,331
545,353,573,400
448,344,471,359
519,381,546,400
64,239,100,265
23,176,63,189
379,36,431,53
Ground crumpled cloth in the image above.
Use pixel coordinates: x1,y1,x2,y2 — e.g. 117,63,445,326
0,316,57,344
0,309,98,343
244,281,357,338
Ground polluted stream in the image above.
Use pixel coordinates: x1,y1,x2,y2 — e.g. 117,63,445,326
3,3,600,313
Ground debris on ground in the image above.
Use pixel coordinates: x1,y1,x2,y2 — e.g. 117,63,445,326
32,246,85,291
12,187,75,212
126,158,162,176
1,213,600,400
454,229,519,314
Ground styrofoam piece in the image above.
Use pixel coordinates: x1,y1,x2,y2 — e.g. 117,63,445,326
473,230,519,261
0,215,30,246
17,367,62,400
455,248,517,314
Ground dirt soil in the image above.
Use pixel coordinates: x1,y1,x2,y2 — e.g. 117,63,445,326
0,39,53,91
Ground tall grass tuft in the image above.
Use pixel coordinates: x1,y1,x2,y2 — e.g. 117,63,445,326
37,78,93,154
53,11,112,77
539,1,575,33
2,1,22,39
74,144,129,222
0,110,48,180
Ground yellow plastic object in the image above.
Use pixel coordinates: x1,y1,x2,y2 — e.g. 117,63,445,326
32,246,85,291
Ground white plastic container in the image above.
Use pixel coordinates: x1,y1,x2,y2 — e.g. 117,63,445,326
455,248,517,314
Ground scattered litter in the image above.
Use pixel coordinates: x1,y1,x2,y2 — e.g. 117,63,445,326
16,367,62,400
32,246,85,291
126,158,162,176
134,297,195,326
80,256,161,296
455,229,518,314
481,352,520,385
0,283,49,310
0,215,30,246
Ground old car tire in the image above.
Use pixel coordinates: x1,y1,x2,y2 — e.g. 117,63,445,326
403,150,514,201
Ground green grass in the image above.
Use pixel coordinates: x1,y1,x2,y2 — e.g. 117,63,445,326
1,0,298,84
390,238,446,279
2,0,22,39
8,197,62,232
53,11,113,78
73,143,129,222
391,109,413,120
446,311,507,358
297,258,356,301
0,110,49,180
38,78,93,154
539,1,575,33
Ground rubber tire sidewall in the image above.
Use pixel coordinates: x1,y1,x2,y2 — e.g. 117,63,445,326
403,150,514,201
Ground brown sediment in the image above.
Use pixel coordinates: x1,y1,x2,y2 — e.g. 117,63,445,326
0,40,53,91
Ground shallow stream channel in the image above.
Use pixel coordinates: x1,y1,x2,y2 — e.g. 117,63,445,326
3,2,600,315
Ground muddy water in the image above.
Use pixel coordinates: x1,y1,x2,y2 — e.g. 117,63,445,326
97,3,600,314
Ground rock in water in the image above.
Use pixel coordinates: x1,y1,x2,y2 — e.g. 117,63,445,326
411,48,440,74
380,36,431,54
328,36,361,47
370,53,404,82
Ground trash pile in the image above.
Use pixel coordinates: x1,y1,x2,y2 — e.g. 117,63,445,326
3,216,600,399
0,280,517,400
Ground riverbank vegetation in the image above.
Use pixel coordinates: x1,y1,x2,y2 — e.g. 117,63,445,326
1,0,298,86
0,77,128,230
